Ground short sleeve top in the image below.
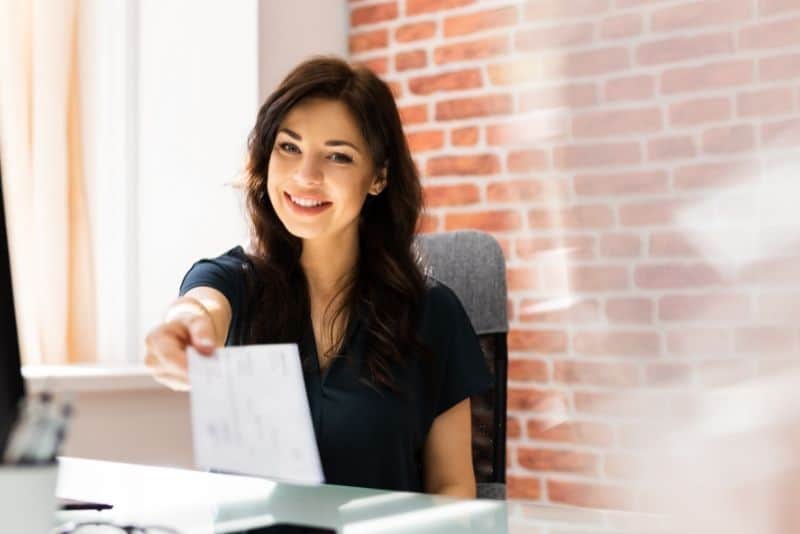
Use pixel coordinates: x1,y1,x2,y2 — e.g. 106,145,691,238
179,246,492,492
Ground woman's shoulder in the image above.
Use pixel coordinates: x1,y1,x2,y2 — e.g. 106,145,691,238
419,276,467,317
194,244,252,271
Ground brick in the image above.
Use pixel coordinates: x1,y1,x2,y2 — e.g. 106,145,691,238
408,69,481,95
516,235,595,261
605,75,655,102
451,126,478,146
619,199,683,226
667,328,731,356
422,183,478,207
606,298,653,323
387,81,402,99
574,170,668,196
443,6,518,37
645,361,693,387
634,263,724,289
572,107,662,138
519,84,597,111
760,53,800,82
507,475,541,500
519,298,601,323
669,96,731,126
574,391,671,418
487,58,539,85
599,233,641,257
528,205,614,229
735,327,798,354
600,13,643,39
508,358,549,382
395,21,436,43
508,388,566,412
349,29,389,54
659,293,751,321
636,33,733,66
515,22,594,52
406,0,474,15
702,124,756,153
759,293,800,321
444,210,521,232
541,47,630,79
507,416,521,439
649,231,697,256
487,180,544,202
486,117,569,146
740,18,800,49
395,50,427,71
547,480,636,511
759,0,800,15
738,87,795,117
554,360,641,387
553,142,640,169
556,265,629,292
604,453,646,480
739,257,800,285
573,331,660,357
508,149,549,173
426,154,500,176
406,130,444,152
350,2,397,27
507,267,539,291
435,94,513,120
416,213,439,233
524,0,609,21
528,419,614,447
355,56,388,75
508,329,567,352
433,35,509,65
651,0,752,32
674,160,759,190
662,60,753,94
518,447,599,475
762,119,800,149
398,104,427,125
695,359,753,387
647,136,696,160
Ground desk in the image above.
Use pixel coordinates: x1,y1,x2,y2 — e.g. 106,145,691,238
55,457,665,533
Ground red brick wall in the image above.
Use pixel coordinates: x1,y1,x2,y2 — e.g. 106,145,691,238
348,0,800,508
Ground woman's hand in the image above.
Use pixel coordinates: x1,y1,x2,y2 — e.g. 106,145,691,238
144,296,220,391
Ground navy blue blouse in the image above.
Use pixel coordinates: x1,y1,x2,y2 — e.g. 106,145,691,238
179,246,491,492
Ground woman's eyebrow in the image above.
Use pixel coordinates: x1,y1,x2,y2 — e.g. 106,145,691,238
279,127,361,154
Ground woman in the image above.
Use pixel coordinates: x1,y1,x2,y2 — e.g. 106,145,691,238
144,56,491,498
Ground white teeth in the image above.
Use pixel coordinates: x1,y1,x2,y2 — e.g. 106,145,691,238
290,195,326,208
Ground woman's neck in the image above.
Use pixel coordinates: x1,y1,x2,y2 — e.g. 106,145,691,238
300,233,358,301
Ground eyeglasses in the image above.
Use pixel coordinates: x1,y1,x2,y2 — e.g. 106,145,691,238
53,521,181,533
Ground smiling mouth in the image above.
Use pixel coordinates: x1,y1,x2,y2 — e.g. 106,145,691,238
285,192,332,211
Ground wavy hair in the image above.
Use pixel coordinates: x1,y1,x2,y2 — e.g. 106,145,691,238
241,56,428,393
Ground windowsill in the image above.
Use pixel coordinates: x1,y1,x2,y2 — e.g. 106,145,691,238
22,365,166,394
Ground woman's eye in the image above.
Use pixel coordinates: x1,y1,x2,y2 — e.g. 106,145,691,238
329,152,353,164
279,142,300,154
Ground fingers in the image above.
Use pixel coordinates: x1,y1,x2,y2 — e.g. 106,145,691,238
185,314,217,355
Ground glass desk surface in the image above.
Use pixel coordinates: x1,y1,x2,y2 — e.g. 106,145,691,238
55,457,667,534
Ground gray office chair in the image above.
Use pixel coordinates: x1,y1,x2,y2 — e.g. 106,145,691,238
415,230,509,500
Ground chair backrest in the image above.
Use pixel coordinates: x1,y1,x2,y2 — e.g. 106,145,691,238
415,230,509,500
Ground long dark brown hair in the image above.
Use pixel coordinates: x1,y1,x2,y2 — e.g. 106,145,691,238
241,56,428,393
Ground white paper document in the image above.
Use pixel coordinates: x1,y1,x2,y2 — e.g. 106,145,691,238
187,344,324,485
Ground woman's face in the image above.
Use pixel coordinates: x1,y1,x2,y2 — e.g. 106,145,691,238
267,97,384,243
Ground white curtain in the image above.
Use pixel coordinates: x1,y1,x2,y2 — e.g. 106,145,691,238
0,0,96,364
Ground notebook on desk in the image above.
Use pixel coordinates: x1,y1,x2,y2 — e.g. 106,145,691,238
0,162,111,512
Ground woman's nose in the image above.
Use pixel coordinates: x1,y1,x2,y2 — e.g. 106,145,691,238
294,156,323,185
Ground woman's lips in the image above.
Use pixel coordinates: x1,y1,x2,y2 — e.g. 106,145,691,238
284,191,332,215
